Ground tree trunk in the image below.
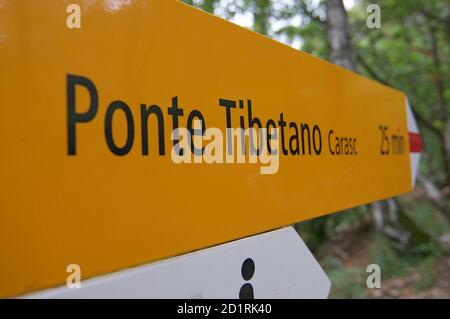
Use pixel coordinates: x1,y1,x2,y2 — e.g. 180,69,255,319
325,0,355,70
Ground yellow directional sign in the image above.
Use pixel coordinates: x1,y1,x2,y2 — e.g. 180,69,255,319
0,0,419,297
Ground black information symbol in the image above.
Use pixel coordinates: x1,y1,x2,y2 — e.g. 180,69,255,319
239,258,255,299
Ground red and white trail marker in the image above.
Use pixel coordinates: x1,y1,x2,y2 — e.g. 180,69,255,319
406,99,422,186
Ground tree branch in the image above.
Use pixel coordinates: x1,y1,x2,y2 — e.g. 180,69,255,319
355,54,390,86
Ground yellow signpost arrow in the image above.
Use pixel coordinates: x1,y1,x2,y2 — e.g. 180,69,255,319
0,0,421,297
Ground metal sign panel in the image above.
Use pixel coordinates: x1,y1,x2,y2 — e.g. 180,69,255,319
24,227,331,299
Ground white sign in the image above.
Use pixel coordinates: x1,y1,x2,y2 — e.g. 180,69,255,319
24,227,331,299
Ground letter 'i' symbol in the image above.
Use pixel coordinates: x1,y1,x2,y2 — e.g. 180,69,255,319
239,258,255,299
